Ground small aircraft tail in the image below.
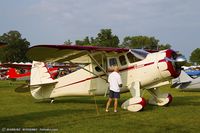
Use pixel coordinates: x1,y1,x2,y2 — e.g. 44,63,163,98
30,61,58,86
171,70,192,88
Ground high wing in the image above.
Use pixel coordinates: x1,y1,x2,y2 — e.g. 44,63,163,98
26,45,129,63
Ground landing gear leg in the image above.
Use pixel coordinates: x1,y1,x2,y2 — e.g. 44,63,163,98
121,81,146,112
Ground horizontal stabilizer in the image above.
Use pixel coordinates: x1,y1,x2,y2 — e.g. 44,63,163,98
171,82,181,88
171,81,191,88
179,81,191,89
31,80,58,86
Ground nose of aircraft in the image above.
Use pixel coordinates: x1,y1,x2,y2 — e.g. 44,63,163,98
175,55,187,67
165,54,187,68
164,50,187,78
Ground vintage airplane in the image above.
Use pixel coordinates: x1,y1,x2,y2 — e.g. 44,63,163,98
0,62,61,81
0,63,32,81
26,44,186,112
0,67,9,80
171,70,200,91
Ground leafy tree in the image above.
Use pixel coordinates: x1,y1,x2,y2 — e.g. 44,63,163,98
0,30,30,63
158,44,171,50
95,29,119,47
75,29,119,47
121,36,171,50
190,48,200,65
64,39,72,45
0,42,7,61
75,36,93,46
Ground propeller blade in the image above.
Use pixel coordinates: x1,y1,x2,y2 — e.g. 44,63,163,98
130,49,149,60
175,55,187,62
165,55,186,63
164,57,175,62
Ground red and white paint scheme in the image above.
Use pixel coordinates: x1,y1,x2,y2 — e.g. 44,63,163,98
0,62,59,81
26,45,186,112
4,63,32,81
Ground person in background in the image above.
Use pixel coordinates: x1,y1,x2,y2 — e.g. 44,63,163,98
105,66,122,113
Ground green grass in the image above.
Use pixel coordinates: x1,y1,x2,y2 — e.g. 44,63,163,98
0,80,200,133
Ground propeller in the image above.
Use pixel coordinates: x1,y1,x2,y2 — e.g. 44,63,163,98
165,53,187,70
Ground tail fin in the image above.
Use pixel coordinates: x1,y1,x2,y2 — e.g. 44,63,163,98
177,70,193,83
171,70,192,88
30,61,58,86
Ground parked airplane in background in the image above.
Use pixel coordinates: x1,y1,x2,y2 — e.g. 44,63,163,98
0,63,32,81
171,69,200,91
184,67,200,78
26,44,186,112
0,67,8,80
0,62,61,81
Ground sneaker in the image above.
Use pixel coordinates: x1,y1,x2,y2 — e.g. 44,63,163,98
114,110,118,113
105,109,109,112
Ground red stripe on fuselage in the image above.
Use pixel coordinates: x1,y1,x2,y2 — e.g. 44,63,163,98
158,59,166,63
56,61,155,88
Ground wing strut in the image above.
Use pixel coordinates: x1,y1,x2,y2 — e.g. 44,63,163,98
68,61,107,82
87,52,109,97
87,52,108,76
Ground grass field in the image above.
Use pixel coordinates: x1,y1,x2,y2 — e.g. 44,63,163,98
0,80,200,133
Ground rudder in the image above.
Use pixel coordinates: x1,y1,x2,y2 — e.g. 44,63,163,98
30,61,58,86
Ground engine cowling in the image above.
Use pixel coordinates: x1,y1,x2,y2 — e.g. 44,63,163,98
158,49,186,79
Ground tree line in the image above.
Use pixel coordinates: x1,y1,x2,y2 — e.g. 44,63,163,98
0,29,199,65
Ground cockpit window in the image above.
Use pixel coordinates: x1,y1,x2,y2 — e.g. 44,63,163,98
109,58,118,66
119,55,127,66
127,52,139,63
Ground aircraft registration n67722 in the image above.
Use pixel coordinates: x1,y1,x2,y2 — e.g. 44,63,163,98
26,44,186,112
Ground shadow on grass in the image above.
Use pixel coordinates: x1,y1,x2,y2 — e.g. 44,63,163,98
171,95,200,106
34,96,160,112
35,96,107,105
0,108,94,128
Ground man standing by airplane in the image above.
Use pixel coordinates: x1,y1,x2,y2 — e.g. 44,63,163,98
106,66,122,113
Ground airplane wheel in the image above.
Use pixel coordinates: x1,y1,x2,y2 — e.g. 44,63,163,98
166,94,173,106
127,98,146,112
149,93,173,106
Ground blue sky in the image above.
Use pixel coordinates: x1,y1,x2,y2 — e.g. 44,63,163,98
0,0,200,58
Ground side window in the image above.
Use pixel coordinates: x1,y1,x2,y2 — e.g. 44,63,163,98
95,64,103,72
127,52,137,63
109,58,118,66
95,66,102,72
119,55,127,66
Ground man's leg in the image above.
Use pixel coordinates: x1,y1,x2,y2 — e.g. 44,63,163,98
106,98,112,112
114,98,118,112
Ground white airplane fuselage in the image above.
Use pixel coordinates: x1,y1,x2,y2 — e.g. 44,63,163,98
30,49,180,100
